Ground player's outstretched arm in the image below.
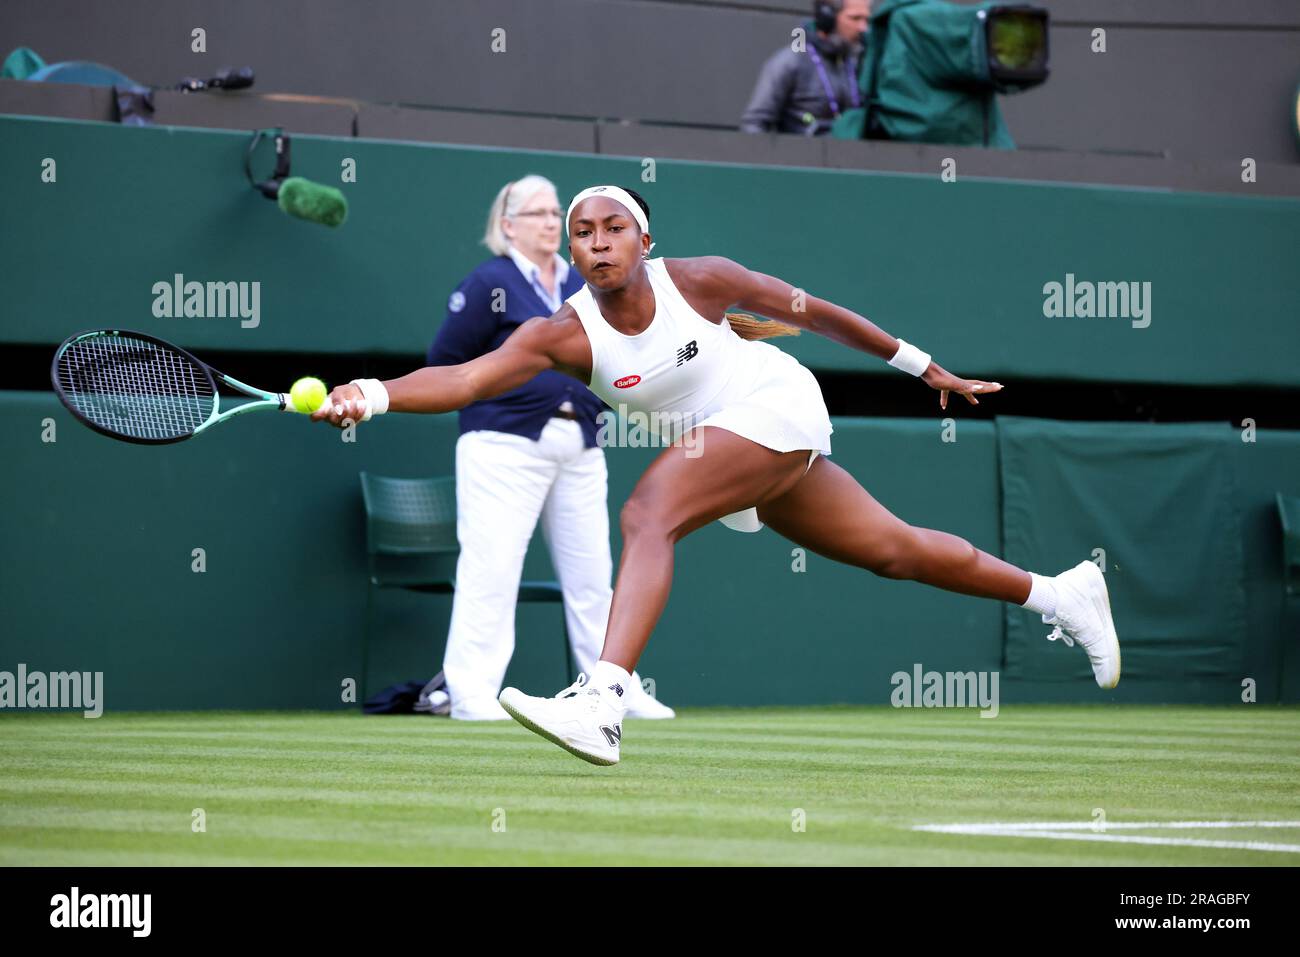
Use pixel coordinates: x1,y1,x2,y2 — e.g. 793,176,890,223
311,314,568,428
700,255,1004,410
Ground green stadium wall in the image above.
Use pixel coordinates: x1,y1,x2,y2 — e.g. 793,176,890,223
2,114,1297,710
2,392,1297,709
3,114,1299,387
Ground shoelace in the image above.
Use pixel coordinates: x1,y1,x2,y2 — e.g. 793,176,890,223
1045,621,1075,648
555,673,588,698
555,673,601,700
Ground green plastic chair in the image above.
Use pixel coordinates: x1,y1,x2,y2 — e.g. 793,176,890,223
358,472,569,701
1277,492,1300,597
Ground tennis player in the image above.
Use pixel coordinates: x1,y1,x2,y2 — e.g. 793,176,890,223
315,184,1121,766
429,175,673,721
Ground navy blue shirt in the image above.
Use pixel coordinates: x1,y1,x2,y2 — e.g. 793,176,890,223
426,255,607,447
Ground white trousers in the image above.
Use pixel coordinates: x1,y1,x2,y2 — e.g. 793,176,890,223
442,419,614,719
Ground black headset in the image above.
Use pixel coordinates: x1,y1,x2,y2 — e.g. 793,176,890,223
812,0,840,34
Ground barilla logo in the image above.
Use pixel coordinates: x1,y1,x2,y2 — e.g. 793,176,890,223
613,375,641,389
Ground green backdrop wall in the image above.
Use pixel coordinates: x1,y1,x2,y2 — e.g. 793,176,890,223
2,113,1298,711
2,391,1297,709
3,113,1299,387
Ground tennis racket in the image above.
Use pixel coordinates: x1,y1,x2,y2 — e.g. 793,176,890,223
51,329,327,444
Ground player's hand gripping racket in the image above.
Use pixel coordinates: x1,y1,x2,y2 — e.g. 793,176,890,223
50,329,327,444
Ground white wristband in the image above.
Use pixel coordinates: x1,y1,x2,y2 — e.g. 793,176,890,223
887,339,932,377
348,378,390,422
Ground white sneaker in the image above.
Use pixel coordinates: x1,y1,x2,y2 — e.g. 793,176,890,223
625,689,676,719
1043,560,1122,689
498,674,625,766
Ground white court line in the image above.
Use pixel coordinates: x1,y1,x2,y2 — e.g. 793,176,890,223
921,821,1300,831
913,821,1300,854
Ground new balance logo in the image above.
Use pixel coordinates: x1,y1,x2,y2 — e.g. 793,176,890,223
609,683,625,698
600,724,622,746
675,340,698,366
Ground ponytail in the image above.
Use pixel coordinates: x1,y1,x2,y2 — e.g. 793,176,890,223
724,312,801,341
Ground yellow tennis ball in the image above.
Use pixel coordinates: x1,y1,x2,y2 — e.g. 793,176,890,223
290,376,328,413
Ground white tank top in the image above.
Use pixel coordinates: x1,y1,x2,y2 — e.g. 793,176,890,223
567,257,780,432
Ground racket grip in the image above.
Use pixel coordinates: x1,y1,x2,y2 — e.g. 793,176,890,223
278,392,334,415
279,392,303,414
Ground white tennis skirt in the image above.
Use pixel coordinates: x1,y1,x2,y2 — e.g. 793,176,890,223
696,344,833,533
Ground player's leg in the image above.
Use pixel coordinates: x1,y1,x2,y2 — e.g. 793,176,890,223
756,456,1119,688
758,456,1030,601
442,429,557,720
598,426,812,672
499,427,810,763
538,421,674,718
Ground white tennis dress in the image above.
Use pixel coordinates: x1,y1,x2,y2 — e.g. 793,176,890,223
566,257,833,532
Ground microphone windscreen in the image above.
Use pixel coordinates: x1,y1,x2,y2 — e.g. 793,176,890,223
276,177,348,228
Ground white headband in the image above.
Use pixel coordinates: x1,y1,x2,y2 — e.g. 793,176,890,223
566,185,651,238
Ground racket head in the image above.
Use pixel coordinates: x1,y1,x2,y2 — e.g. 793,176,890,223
50,329,220,444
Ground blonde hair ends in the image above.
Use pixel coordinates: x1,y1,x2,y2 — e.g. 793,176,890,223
724,312,801,341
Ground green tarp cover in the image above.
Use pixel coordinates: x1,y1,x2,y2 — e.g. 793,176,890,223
1000,418,1247,681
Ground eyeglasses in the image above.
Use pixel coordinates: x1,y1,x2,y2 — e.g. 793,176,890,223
511,208,564,221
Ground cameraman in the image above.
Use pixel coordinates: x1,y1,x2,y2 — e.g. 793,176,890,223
741,0,870,136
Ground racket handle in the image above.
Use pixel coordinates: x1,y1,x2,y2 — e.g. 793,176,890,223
282,390,371,420
279,392,335,415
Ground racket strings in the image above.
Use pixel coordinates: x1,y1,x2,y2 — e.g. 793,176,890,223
56,334,216,440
